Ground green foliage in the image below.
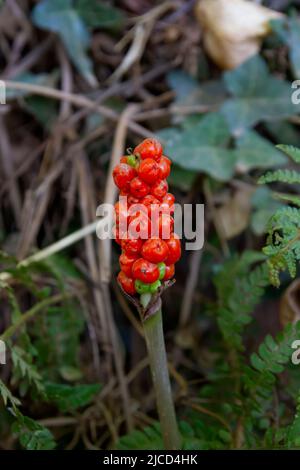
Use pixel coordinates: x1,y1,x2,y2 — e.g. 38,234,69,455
74,0,124,29
45,382,101,412
214,251,268,350
116,420,228,450
32,0,96,86
259,144,300,286
220,55,298,134
0,380,21,410
12,412,56,450
159,112,236,181
11,346,45,396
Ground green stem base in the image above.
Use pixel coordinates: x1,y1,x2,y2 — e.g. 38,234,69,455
143,309,181,450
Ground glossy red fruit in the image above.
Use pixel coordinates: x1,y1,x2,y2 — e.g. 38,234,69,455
160,193,175,214
121,234,143,256
130,177,150,198
127,195,140,205
164,264,175,281
158,156,171,179
118,271,136,295
113,163,136,191
114,201,128,226
128,212,151,239
165,234,181,265
137,158,160,184
120,156,128,163
119,252,138,277
150,179,168,200
132,258,160,284
159,214,174,239
134,138,162,161
141,238,169,263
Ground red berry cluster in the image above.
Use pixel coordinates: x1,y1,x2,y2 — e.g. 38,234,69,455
113,138,181,296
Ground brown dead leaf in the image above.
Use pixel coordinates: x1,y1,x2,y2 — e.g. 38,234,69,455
195,0,283,69
215,187,254,239
279,279,300,327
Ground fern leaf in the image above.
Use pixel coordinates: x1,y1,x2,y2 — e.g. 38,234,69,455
258,169,300,185
276,144,300,163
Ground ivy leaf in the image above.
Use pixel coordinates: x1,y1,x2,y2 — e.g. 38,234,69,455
167,70,226,109
158,113,236,181
45,382,101,412
235,130,286,172
32,0,97,86
6,72,59,99
74,0,124,30
221,55,298,135
271,17,300,78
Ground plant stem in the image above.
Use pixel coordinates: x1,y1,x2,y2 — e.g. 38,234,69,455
142,307,181,450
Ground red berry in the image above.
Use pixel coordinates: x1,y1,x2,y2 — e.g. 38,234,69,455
158,156,171,179
114,200,128,227
130,177,150,198
165,234,181,265
141,238,169,263
150,179,168,200
137,158,160,184
113,163,136,191
120,156,128,163
158,214,174,239
132,259,160,284
118,271,136,295
134,138,162,161
113,225,122,245
164,264,175,281
121,234,143,256
127,195,140,205
119,252,138,277
128,212,151,239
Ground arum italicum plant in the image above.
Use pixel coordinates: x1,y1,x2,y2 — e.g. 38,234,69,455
113,138,182,450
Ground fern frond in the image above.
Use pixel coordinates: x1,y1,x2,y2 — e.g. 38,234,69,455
0,379,21,410
243,322,300,416
276,145,300,163
273,193,300,208
214,253,269,351
258,169,300,185
11,346,45,396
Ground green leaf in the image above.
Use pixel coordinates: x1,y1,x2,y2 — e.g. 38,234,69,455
45,382,101,412
168,164,197,191
75,0,124,30
117,422,164,450
32,0,96,86
167,71,226,108
0,379,21,410
264,121,300,147
235,130,286,172
24,96,58,129
221,56,298,134
12,412,56,450
276,144,300,163
158,113,236,181
251,187,283,236
6,72,59,99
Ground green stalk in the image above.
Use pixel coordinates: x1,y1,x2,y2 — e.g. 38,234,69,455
141,295,181,450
